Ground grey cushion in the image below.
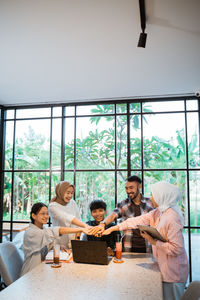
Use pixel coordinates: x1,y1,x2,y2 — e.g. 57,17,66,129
0,241,24,286
180,281,200,300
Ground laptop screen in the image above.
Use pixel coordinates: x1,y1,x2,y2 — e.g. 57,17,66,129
71,240,112,265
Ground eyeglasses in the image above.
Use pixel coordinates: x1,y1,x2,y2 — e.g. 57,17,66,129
38,212,49,216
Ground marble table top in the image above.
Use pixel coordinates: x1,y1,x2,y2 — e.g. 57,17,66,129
0,253,163,300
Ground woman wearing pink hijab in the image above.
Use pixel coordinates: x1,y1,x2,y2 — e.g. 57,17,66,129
103,181,189,300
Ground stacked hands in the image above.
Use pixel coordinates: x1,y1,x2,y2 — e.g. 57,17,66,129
83,224,157,246
83,223,111,237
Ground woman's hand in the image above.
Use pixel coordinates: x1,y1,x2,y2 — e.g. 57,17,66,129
82,227,96,235
102,228,112,235
102,225,118,235
140,231,157,245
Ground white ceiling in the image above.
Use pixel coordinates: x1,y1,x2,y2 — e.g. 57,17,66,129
0,0,200,107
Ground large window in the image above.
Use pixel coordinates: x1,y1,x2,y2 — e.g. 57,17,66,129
0,98,199,281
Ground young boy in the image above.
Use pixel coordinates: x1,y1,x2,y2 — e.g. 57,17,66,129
81,200,120,255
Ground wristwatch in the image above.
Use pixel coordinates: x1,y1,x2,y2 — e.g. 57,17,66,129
100,221,106,226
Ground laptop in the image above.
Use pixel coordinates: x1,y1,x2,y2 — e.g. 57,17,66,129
71,240,113,265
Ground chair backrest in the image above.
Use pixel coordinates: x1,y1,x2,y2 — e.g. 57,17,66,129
180,281,200,300
0,241,24,286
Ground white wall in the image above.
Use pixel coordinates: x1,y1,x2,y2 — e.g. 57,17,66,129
0,0,200,106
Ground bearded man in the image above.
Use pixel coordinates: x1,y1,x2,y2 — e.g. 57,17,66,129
99,175,154,252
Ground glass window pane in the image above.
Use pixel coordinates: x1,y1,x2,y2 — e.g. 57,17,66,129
75,171,115,221
144,171,187,225
143,113,186,169
116,103,127,114
3,222,29,243
6,110,15,119
189,171,200,227
76,104,114,116
65,118,75,169
51,172,62,199
186,100,198,111
65,106,75,116
191,231,200,281
52,119,61,170
130,115,141,169
142,101,184,112
16,108,51,118
182,229,190,285
15,119,50,170
76,116,115,169
3,172,12,221
130,103,141,113
187,112,200,169
5,121,14,170
64,172,74,184
117,171,128,203
13,172,50,221
53,107,62,117
2,222,11,242
117,115,127,169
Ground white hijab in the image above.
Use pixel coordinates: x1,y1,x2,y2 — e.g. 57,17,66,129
151,181,184,224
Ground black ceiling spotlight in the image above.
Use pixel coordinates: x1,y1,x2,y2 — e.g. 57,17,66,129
137,0,147,48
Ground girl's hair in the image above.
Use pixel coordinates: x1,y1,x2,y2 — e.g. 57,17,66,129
30,202,48,223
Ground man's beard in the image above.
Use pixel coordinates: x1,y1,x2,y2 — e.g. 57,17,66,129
128,189,140,200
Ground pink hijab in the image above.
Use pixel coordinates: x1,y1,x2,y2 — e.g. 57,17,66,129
51,181,75,206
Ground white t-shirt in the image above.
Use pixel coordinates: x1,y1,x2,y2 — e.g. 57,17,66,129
48,200,81,248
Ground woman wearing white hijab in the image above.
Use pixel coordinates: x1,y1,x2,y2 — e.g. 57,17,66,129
103,181,189,300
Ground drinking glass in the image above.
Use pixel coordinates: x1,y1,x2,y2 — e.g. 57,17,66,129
51,242,61,268
115,241,122,261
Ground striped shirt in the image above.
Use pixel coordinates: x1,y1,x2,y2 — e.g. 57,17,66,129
113,195,154,252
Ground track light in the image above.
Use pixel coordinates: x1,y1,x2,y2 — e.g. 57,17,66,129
137,0,147,48
137,32,147,48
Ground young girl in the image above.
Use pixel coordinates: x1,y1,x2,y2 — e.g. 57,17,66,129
103,181,189,300
49,181,84,248
21,202,90,276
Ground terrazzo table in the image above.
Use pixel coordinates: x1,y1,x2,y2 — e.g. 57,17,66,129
0,253,163,300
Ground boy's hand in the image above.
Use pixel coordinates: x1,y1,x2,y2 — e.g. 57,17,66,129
107,247,114,256
75,232,81,240
94,223,106,236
